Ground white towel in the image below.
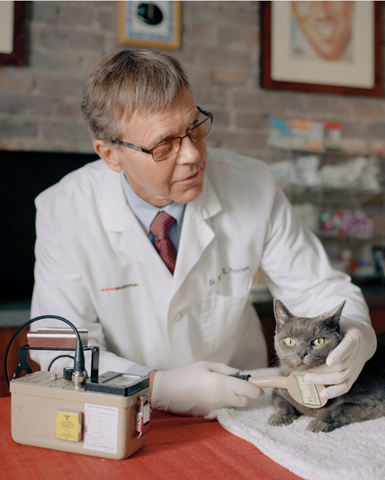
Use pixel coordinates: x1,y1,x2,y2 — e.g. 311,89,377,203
209,368,385,480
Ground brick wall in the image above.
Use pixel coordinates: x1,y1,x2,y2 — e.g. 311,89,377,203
1,1,385,161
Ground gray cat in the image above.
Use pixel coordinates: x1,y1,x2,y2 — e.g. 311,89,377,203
269,299,385,432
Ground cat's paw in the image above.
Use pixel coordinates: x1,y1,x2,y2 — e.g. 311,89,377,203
307,419,334,433
268,412,296,427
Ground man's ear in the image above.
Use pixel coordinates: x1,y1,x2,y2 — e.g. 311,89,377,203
93,139,122,173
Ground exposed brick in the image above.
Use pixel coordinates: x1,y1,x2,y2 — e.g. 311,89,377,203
0,118,39,139
87,1,113,10
96,9,117,31
219,2,259,27
35,141,94,154
55,101,82,118
363,122,385,139
184,23,216,46
37,76,85,97
193,86,229,109
59,5,94,27
41,120,91,144
233,92,263,110
200,48,251,70
32,2,61,24
217,26,246,48
211,70,245,85
205,131,225,149
183,2,227,27
164,45,198,67
338,121,365,138
185,1,258,28
0,70,37,93
29,50,83,74
38,27,106,51
292,93,338,118
336,98,385,118
0,93,51,116
223,132,267,151
185,69,211,94
211,110,230,128
79,54,108,80
235,112,268,130
244,29,260,48
0,0,384,162
233,91,296,113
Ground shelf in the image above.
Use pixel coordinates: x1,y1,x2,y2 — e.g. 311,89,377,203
316,232,382,242
269,144,385,159
309,227,385,243
271,144,385,276
284,185,384,207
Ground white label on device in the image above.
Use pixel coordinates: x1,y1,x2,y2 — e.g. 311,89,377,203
295,375,321,406
84,403,118,454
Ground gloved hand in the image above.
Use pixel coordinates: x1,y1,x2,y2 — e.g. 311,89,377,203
305,316,377,399
151,361,264,416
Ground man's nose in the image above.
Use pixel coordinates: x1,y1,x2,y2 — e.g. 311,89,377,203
176,135,201,165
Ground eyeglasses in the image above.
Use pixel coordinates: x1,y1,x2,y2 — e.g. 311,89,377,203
112,106,213,162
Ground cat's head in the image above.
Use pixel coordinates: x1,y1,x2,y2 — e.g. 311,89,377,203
273,299,346,373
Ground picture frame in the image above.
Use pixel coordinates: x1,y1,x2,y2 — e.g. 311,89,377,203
260,1,383,97
118,1,181,50
0,1,26,66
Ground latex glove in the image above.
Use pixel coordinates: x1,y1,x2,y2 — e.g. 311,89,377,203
305,316,377,399
151,361,264,416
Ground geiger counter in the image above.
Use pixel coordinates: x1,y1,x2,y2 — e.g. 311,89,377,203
5,315,151,460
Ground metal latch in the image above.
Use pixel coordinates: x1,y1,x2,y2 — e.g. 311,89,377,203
136,394,150,439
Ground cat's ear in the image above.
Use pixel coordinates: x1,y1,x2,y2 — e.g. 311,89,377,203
323,300,346,330
274,299,295,329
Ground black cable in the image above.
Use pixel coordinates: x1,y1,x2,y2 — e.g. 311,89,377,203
48,355,75,372
4,315,85,386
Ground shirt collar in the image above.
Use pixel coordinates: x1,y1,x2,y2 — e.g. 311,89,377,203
120,171,185,234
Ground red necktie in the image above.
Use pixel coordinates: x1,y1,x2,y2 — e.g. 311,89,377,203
150,211,177,274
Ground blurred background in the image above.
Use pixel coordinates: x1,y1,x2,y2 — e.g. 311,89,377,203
2,1,385,385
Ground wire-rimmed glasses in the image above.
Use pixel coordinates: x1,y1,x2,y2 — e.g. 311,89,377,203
111,106,213,162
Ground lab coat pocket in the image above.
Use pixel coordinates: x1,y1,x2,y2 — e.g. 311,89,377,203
200,280,251,354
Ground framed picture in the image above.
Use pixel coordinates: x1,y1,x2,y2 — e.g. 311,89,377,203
261,1,382,97
118,1,181,50
0,1,26,66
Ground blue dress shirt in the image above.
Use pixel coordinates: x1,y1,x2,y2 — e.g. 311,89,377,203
120,171,186,252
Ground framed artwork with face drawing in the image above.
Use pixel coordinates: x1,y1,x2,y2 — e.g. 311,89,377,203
118,1,181,50
260,1,382,97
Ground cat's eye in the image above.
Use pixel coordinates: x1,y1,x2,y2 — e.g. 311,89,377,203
312,337,325,346
284,337,296,347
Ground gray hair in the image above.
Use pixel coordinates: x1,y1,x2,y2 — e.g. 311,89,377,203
81,49,191,144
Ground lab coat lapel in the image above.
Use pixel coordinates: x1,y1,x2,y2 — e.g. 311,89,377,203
120,212,172,276
172,177,222,295
101,167,171,277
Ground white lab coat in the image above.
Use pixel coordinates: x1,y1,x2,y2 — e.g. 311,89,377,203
30,148,369,374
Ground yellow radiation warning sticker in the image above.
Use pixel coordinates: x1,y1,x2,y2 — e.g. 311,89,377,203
56,411,82,441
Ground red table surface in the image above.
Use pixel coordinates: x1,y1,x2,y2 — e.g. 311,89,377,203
0,396,302,480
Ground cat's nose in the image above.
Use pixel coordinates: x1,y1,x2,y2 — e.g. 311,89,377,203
297,351,308,360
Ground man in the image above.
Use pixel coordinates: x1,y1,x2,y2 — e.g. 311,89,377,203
30,49,376,417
